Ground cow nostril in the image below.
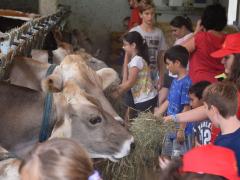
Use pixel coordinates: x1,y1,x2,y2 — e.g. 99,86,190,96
130,142,135,151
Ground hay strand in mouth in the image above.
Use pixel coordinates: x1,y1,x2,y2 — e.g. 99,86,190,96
96,112,176,180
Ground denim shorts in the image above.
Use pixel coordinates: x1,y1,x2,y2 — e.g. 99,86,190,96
161,131,185,158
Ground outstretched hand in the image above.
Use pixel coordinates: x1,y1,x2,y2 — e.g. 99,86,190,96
194,19,205,34
163,115,173,122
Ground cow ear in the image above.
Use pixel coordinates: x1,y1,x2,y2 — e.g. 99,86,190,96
96,68,120,90
41,74,63,92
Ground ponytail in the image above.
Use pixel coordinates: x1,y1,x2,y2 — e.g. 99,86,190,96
170,15,193,32
123,31,150,64
140,40,150,65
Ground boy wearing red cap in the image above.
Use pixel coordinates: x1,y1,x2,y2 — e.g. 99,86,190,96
159,144,240,180
203,82,240,175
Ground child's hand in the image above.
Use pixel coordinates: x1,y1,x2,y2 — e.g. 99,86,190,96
163,115,173,122
176,129,185,144
154,107,162,117
159,156,171,170
194,19,205,34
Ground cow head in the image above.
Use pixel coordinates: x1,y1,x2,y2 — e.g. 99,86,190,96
49,81,133,161
41,54,122,121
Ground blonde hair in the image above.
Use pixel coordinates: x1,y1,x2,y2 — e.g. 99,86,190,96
20,138,93,180
138,0,155,13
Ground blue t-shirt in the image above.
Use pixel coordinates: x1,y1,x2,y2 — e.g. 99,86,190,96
185,122,194,136
215,128,240,175
167,75,192,115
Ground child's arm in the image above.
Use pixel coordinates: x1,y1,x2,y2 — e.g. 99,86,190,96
157,50,166,90
154,100,169,117
122,53,130,83
163,105,207,123
112,67,139,98
177,105,191,143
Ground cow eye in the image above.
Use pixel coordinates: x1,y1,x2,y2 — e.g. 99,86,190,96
89,116,102,125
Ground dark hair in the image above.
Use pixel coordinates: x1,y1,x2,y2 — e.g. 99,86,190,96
170,16,193,32
160,159,227,180
201,3,227,31
189,81,211,99
203,82,238,118
228,54,240,89
164,45,189,68
123,31,149,64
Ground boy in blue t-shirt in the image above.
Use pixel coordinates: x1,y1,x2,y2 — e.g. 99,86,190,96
155,45,191,158
203,82,240,175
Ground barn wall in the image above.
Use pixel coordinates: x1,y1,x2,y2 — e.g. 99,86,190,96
39,0,58,15
57,0,130,62
0,0,38,13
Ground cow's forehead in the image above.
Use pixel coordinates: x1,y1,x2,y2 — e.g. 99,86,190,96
62,81,104,113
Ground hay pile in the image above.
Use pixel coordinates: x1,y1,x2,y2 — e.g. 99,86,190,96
96,112,176,180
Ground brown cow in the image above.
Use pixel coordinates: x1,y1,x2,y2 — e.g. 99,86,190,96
8,55,121,121
31,42,73,64
42,54,122,121
0,81,133,160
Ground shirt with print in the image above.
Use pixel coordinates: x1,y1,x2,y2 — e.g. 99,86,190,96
128,55,157,104
215,128,240,175
193,119,212,145
167,75,192,116
130,26,167,85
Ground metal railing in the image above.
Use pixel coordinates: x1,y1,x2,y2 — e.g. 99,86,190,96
0,6,70,80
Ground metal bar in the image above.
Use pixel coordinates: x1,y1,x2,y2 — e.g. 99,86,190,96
0,6,71,80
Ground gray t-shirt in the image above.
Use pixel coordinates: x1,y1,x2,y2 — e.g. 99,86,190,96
130,25,167,84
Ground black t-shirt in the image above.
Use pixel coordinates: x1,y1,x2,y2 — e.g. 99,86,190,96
193,119,212,145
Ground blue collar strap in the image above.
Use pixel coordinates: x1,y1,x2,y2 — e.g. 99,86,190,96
39,64,57,142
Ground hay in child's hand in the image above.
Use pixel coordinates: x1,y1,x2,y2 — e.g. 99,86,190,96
96,112,176,180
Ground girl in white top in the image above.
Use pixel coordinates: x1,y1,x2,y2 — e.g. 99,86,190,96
112,31,157,113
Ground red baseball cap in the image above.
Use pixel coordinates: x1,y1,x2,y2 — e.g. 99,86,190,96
182,145,240,180
211,33,240,58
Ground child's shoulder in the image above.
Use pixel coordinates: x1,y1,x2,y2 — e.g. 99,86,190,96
129,25,141,32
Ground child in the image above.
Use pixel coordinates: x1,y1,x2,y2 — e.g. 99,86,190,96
130,0,167,89
203,82,240,175
158,15,194,107
189,81,211,146
155,45,191,158
20,138,102,180
159,145,239,180
171,15,194,46
112,31,158,113
127,0,142,30
183,3,227,83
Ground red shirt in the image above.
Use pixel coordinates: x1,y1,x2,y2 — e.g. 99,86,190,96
189,32,225,83
128,8,141,30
